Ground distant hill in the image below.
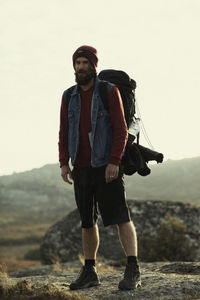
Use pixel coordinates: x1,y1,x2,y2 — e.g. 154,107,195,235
0,164,75,223
0,157,199,220
125,156,200,204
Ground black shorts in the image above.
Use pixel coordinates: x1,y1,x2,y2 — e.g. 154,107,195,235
72,165,131,228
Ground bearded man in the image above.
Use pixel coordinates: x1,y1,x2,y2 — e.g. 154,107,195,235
58,45,141,291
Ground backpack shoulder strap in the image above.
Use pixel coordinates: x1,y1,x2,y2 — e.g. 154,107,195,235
99,80,114,112
63,85,76,107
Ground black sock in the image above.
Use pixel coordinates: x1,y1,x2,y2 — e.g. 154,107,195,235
85,259,95,267
127,256,138,265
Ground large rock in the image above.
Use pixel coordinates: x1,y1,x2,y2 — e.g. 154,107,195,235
40,200,200,264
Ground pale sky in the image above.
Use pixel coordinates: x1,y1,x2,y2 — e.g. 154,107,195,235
0,0,200,175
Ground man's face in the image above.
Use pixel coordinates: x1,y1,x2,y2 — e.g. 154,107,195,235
74,57,96,85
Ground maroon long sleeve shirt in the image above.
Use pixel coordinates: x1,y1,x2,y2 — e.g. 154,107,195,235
58,85,128,168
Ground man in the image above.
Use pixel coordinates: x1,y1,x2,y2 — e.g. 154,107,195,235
58,45,141,290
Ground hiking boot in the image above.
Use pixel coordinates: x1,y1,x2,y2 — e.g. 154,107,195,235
118,263,141,290
69,266,100,290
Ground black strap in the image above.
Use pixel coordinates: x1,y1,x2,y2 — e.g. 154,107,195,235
137,132,140,145
98,81,110,113
63,85,76,106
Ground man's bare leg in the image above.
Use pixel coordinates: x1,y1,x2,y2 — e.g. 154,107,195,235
82,224,99,259
69,224,100,290
117,221,138,256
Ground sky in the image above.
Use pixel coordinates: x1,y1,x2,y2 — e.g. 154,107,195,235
0,0,200,175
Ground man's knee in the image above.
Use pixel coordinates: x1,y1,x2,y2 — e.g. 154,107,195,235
117,220,134,228
82,224,98,232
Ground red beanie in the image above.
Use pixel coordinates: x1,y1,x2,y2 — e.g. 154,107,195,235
72,45,98,68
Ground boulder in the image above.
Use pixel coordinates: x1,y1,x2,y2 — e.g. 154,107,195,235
40,200,200,264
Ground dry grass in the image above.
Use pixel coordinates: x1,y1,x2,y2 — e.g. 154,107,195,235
0,244,41,260
0,280,94,300
0,258,41,273
0,215,52,273
51,261,65,274
0,223,50,241
77,253,117,274
0,263,8,278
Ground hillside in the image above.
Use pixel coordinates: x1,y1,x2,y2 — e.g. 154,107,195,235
0,164,75,219
125,156,200,204
0,157,200,216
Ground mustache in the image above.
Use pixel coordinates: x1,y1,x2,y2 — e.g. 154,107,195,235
75,70,87,75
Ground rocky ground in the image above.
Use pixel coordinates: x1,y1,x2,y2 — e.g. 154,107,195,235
1,260,200,299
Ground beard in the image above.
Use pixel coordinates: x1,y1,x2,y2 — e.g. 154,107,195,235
75,68,97,86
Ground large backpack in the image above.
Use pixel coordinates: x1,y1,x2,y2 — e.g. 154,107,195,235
98,69,136,129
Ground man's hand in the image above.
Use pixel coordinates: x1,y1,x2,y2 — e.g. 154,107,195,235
105,164,119,183
61,165,73,184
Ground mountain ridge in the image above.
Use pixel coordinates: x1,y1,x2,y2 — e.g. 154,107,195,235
0,156,199,213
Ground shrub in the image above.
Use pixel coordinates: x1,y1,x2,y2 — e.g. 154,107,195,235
138,214,196,261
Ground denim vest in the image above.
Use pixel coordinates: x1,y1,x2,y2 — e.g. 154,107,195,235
67,78,114,167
